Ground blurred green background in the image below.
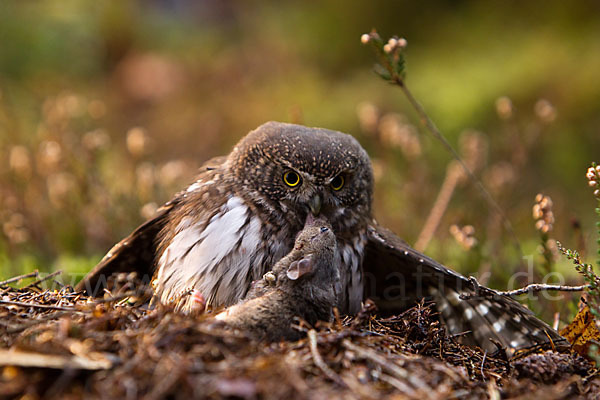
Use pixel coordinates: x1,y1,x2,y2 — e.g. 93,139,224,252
1,0,599,319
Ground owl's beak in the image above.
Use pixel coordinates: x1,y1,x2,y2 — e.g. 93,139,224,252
309,194,322,216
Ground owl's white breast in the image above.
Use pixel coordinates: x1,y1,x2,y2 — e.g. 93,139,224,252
155,195,264,310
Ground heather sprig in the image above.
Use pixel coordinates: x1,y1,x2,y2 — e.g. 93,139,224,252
585,163,600,266
361,29,524,262
533,194,556,275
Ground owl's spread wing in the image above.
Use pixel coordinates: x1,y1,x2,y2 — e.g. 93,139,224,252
75,156,228,295
74,200,177,295
363,222,568,352
363,223,472,309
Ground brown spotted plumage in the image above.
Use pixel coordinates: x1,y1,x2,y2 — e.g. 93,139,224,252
76,121,567,352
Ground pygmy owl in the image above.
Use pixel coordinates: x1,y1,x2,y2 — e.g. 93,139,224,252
77,121,566,352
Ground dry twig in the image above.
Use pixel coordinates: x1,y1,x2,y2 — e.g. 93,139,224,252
0,271,39,287
23,270,63,289
308,329,348,389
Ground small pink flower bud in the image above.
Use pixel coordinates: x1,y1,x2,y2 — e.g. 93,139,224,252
532,204,542,219
535,220,545,231
463,225,475,236
360,34,370,44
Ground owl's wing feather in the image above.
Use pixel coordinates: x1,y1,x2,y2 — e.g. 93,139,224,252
363,223,472,308
74,196,181,295
364,222,568,352
75,156,228,295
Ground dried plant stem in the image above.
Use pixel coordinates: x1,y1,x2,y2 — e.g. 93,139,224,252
0,270,39,287
0,310,72,334
480,351,488,382
498,283,588,297
395,79,523,259
342,339,427,394
0,349,112,370
0,299,81,312
367,29,524,257
308,330,348,388
415,163,461,251
24,270,63,289
378,374,417,395
459,278,588,300
92,290,152,304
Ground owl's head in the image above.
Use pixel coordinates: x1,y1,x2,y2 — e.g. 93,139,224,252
229,121,373,232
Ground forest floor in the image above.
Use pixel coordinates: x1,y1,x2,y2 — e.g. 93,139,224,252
0,274,598,400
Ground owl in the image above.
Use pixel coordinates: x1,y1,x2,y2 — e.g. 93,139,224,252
77,121,567,352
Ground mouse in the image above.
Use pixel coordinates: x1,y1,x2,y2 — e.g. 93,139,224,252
214,217,340,341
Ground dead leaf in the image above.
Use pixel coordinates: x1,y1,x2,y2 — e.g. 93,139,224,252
559,305,600,358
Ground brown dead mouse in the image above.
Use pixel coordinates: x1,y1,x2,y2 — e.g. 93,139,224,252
214,218,339,341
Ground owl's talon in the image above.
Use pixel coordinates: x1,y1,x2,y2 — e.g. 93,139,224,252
190,289,206,314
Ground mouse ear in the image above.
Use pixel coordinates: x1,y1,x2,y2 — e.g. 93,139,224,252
286,257,314,280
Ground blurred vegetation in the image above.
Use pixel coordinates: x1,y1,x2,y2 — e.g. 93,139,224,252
1,1,599,325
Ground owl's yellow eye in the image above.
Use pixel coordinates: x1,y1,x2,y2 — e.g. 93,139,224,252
331,174,344,191
283,171,301,187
